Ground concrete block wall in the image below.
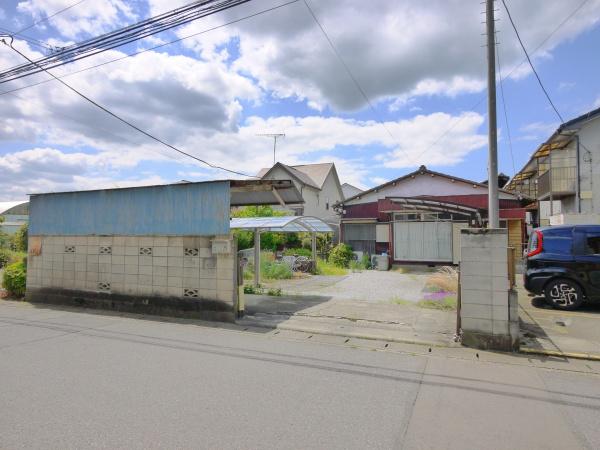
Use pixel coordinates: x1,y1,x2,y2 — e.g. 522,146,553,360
460,228,519,351
26,235,237,321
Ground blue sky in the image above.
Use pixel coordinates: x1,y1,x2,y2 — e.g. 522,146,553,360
0,0,599,200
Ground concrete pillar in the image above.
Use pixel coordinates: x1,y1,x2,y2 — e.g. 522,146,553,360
254,229,260,287
459,228,519,351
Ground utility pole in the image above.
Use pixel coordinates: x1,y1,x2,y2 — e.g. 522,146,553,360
256,133,285,165
486,0,499,228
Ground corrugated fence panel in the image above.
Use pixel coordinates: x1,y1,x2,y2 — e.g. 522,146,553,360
29,182,230,236
344,223,376,241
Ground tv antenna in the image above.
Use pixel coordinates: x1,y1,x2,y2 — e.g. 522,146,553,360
256,133,285,164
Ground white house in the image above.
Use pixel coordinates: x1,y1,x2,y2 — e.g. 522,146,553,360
257,162,344,227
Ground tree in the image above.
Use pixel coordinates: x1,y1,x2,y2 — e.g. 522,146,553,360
0,216,10,249
231,206,291,251
12,223,28,253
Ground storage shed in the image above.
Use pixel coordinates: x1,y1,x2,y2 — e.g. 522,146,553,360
26,179,302,322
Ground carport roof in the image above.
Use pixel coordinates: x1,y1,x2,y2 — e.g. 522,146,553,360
230,216,333,233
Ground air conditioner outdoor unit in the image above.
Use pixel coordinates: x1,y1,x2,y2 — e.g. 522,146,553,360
371,254,389,271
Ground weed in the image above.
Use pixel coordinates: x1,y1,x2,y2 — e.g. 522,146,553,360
424,266,458,293
417,295,457,311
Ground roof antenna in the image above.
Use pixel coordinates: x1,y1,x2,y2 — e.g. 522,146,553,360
256,133,285,165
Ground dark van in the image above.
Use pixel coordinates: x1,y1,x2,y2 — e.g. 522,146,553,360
524,225,600,310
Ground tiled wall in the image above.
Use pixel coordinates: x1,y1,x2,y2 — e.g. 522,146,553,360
27,235,236,312
459,228,519,351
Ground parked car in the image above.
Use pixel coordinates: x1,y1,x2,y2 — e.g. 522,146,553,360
524,225,600,310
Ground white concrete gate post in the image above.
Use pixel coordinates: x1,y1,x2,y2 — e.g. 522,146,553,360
459,228,519,351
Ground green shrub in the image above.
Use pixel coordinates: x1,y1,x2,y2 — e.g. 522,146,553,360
361,253,371,270
328,243,354,268
283,247,312,258
2,261,27,297
0,249,25,269
349,260,362,272
316,258,348,276
261,260,292,280
0,249,9,268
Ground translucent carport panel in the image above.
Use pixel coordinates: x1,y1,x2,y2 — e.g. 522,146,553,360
230,216,333,233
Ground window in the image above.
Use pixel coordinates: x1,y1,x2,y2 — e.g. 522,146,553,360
585,233,600,255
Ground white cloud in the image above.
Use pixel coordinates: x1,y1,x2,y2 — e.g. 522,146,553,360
0,147,168,200
518,121,558,141
162,0,600,111
594,96,600,108
0,109,487,199
16,0,136,39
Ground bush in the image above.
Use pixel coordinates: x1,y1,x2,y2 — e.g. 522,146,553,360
261,260,292,280
2,261,27,297
328,243,354,268
0,248,25,269
425,266,459,293
283,247,312,258
361,253,371,270
315,258,348,276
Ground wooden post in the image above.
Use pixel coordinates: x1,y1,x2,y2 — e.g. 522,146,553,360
254,229,260,287
507,247,516,289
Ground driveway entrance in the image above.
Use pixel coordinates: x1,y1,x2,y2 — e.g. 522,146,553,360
239,269,457,346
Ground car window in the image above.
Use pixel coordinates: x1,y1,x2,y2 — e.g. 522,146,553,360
585,233,600,255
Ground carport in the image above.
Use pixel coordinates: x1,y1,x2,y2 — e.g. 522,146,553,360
230,216,333,286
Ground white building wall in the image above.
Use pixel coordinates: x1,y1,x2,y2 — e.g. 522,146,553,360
577,118,600,214
263,166,343,224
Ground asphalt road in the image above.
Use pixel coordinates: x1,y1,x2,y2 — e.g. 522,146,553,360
1,301,600,449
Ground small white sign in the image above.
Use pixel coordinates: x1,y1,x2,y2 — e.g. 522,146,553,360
211,239,232,255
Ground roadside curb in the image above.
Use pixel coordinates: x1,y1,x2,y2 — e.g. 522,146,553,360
519,346,600,362
237,318,457,348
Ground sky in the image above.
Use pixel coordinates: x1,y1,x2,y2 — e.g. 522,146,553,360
0,0,599,201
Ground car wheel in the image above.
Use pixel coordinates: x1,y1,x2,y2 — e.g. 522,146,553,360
544,278,583,310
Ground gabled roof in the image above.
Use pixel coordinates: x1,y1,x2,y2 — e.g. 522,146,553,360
341,165,517,204
258,162,335,190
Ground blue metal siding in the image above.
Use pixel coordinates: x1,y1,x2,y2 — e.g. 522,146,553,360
29,182,230,236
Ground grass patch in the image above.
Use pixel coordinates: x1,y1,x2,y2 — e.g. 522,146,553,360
417,295,457,311
316,258,348,276
243,285,283,296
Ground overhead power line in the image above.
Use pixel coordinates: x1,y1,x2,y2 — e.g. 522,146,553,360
0,36,255,178
0,0,252,84
302,0,416,165
15,0,89,35
411,0,588,164
501,0,564,122
496,44,516,177
0,0,301,97
0,0,89,53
